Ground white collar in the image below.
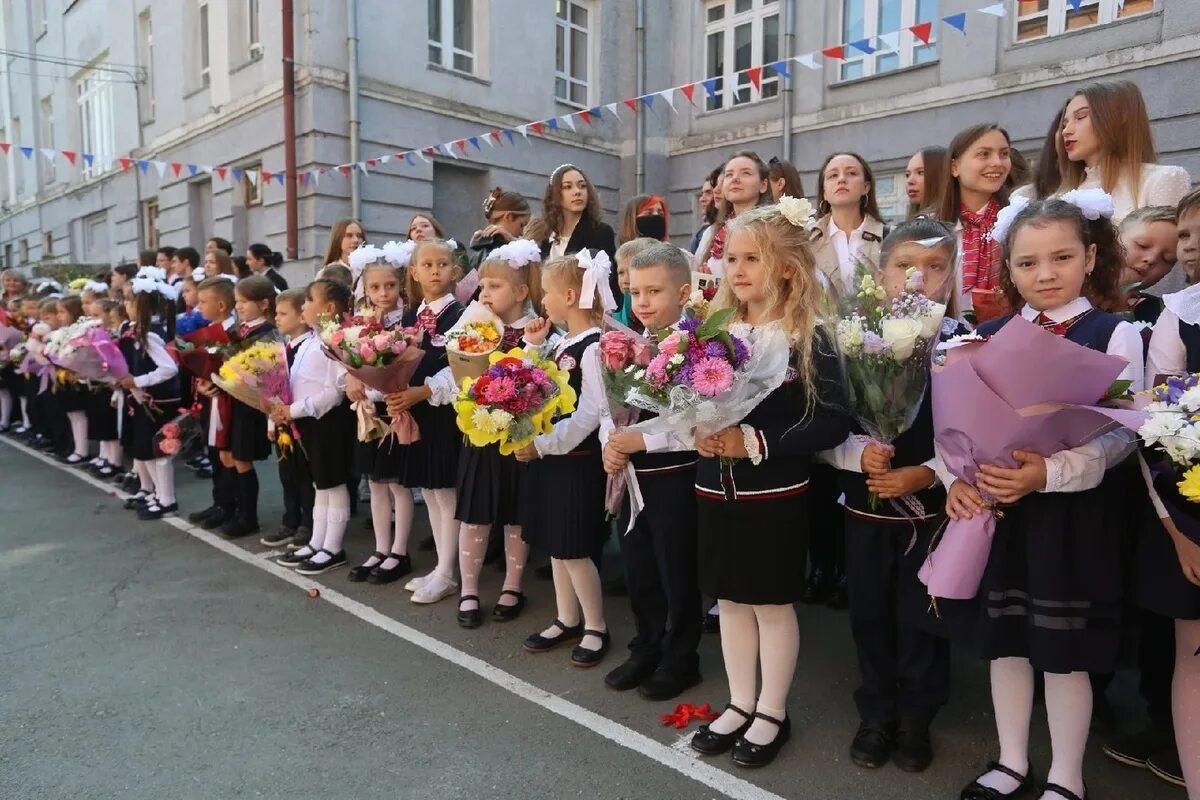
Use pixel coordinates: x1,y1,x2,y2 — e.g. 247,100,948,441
555,326,601,353
381,308,405,328
221,316,237,331
418,294,454,316
505,314,532,330
827,215,866,239
288,330,313,347
1020,296,1093,323
240,317,267,329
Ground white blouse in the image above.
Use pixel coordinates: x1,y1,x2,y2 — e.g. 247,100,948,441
533,327,603,457
287,331,346,421
1015,163,1192,224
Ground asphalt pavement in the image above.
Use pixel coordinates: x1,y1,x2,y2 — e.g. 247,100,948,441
0,439,1174,800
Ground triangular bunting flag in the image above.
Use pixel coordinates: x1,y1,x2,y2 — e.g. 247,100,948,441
366,158,377,167
405,152,416,165
796,53,821,70
137,160,151,175
262,171,273,185
152,160,166,178
312,170,321,186
560,115,576,132
40,148,56,163
379,155,391,164
456,139,468,155
298,172,308,186
170,162,182,177
516,124,529,139
606,102,621,120
701,78,720,99
187,164,199,176
640,94,654,110
588,106,603,121
424,146,437,158
579,109,593,126
850,39,876,55
82,153,94,168
658,88,677,112
0,142,10,154
469,136,481,149
546,117,559,131
624,98,640,113
877,31,900,52
215,166,228,181
201,165,214,174
440,144,457,160
118,156,133,171
62,150,77,165
503,129,515,144
338,164,351,176
822,46,845,60
910,21,933,44
529,121,543,135
978,2,1007,16
768,60,791,79
490,130,503,145
1067,0,1082,9
20,146,34,160
943,12,967,32
232,167,244,182
245,168,258,185
745,66,763,91
680,84,698,106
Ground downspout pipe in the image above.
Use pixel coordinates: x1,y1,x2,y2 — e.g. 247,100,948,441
635,0,645,194
781,0,795,162
347,0,361,219
283,0,298,259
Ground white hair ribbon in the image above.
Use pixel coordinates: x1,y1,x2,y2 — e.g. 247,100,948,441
347,243,384,273
487,238,541,269
576,249,617,312
381,240,416,269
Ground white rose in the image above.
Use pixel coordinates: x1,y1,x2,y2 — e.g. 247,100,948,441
918,303,946,339
1178,386,1200,413
880,317,923,362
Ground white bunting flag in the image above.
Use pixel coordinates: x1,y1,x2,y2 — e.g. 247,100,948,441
978,2,1007,16
877,31,900,52
153,160,167,178
516,124,529,139
561,114,576,132
39,148,56,163
606,102,621,121
658,88,677,112
795,53,821,70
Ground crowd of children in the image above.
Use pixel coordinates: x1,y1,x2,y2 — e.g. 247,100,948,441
3,78,1199,800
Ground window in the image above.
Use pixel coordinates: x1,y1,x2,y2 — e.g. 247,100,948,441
83,212,108,260
12,117,23,197
839,0,938,81
138,11,155,121
428,0,474,74
144,199,159,250
243,164,262,207
42,231,53,257
0,126,8,205
199,0,211,86
1016,0,1154,42
40,97,55,183
873,173,908,221
703,0,780,111
555,0,591,107
248,0,262,58
77,66,115,180
20,239,29,265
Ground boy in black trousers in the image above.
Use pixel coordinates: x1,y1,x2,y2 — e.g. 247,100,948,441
601,243,702,701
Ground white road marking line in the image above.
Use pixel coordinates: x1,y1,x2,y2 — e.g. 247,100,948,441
1,438,786,800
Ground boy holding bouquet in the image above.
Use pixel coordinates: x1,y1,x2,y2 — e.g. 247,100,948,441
601,243,703,701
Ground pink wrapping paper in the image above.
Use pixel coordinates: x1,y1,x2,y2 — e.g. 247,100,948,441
919,316,1148,600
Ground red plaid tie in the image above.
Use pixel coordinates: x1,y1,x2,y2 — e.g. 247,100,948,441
417,307,438,337
1034,310,1090,337
501,325,522,350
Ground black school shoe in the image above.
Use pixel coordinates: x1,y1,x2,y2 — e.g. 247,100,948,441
217,516,260,539
456,595,484,629
570,629,611,668
348,552,386,582
604,658,657,692
893,721,933,773
366,554,412,585
1147,749,1185,787
187,505,221,525
799,567,834,605
523,619,583,653
123,490,152,510
200,507,236,531
138,500,178,520
850,721,894,768
1102,726,1175,768
491,590,526,622
259,526,296,547
638,668,702,701
959,762,1037,799
691,703,752,755
732,712,791,768
295,549,347,576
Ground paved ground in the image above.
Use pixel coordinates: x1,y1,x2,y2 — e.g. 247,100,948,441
0,439,1177,800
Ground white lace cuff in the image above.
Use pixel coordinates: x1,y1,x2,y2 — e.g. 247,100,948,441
741,424,763,466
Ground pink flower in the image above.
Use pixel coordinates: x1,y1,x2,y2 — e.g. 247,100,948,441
389,340,408,355
161,423,181,439
159,437,180,455
331,330,345,346
691,356,734,397
658,331,683,358
359,342,377,363
633,342,652,367
599,332,635,371
371,333,392,352
482,376,517,403
645,353,671,389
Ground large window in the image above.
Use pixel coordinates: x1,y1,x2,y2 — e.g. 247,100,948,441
873,172,908,221
1016,0,1155,42
138,11,155,121
428,0,474,74
703,0,780,111
198,0,211,86
144,199,159,250
248,0,262,59
839,0,938,81
555,0,592,107
77,67,114,180
40,96,55,183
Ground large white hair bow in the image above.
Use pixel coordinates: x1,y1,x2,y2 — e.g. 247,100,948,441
488,238,542,269
381,240,416,269
347,243,384,273
576,249,617,312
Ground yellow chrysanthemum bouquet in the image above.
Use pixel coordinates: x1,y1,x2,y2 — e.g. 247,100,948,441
453,348,576,455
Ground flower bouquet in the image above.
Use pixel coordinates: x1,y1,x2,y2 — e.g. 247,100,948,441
453,348,576,455
212,341,291,412
175,322,234,380
152,411,204,459
1136,374,1200,546
0,323,22,357
835,263,949,509
597,318,655,515
319,312,424,444
444,301,503,383
56,326,132,385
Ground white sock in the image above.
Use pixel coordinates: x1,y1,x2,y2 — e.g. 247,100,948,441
308,491,329,553
1042,672,1092,799
978,657,1035,794
745,604,799,745
152,458,175,506
134,459,156,494
0,389,11,427
368,481,394,564
19,395,30,427
109,441,123,467
541,558,580,636
425,487,458,581
379,483,415,569
67,410,88,457
318,485,350,555
710,600,759,735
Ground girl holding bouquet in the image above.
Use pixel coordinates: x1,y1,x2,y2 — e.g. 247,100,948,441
688,204,850,768
82,289,122,479
513,250,613,667
381,239,465,605
943,195,1143,800
118,279,181,520
820,218,963,774
54,295,93,465
340,256,417,584
437,239,542,627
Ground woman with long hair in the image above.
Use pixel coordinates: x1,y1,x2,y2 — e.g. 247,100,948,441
767,157,805,203
696,150,771,269
809,152,887,293
618,194,669,244
906,147,947,218
538,163,617,296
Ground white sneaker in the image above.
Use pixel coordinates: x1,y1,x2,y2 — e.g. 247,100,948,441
411,573,458,604
403,573,429,592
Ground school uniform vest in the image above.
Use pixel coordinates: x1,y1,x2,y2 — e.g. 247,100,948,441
402,300,465,385
1178,320,1200,372
555,332,601,454
118,324,180,401
977,308,1123,354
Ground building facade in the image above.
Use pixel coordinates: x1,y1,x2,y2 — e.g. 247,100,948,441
0,0,1196,274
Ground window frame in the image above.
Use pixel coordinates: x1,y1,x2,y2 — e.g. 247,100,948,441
872,171,908,221
243,163,263,208
554,0,593,108
144,199,160,250
837,0,940,82
248,0,263,60
702,0,782,112
428,0,476,75
1014,0,1155,42
42,231,53,257
76,66,115,182
198,0,211,87
138,10,155,122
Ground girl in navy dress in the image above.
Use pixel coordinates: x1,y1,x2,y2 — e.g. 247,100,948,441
944,195,1143,800
53,295,92,465
117,278,181,520
383,238,464,605
80,285,122,479
514,250,615,668
687,204,850,768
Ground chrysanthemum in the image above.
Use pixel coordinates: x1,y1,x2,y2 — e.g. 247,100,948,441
691,356,734,397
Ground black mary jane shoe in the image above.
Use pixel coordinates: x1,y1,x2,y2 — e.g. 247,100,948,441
732,712,792,768
691,704,753,756
523,619,584,653
138,501,178,520
457,595,484,629
1041,783,1087,800
491,589,527,622
959,762,1037,800
348,552,386,583
366,553,412,585
570,629,611,668
123,491,151,510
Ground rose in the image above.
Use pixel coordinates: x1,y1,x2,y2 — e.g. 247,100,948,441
633,342,652,367
658,331,684,358
389,340,407,354
371,333,392,352
159,437,180,455
917,302,947,339
599,332,635,371
880,317,923,362
161,423,181,439
359,342,377,363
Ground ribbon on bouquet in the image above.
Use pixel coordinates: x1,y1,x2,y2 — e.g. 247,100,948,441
353,399,389,443
861,436,930,555
600,314,657,533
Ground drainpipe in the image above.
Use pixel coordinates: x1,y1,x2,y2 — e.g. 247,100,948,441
282,0,298,259
635,0,645,194
781,0,795,162
347,0,361,219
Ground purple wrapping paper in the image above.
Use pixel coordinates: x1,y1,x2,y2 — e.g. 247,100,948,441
919,316,1148,600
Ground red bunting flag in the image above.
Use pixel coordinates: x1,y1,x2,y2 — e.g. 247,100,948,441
215,166,228,181
423,147,436,158
0,142,9,154
531,121,544,136
171,162,182,177
456,139,468,154
624,98,639,113
119,157,134,171
680,84,698,106
367,158,378,167
338,165,352,176
910,21,933,44
745,66,762,91
62,150,77,165
822,46,845,60
579,110,592,126
263,170,273,184
490,130,503,144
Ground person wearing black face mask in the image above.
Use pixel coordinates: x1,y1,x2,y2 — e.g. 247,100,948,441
619,194,670,245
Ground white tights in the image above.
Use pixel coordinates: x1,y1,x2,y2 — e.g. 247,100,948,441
306,485,351,565
66,410,88,458
368,481,414,570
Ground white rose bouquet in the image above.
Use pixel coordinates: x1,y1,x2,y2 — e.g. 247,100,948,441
834,260,949,507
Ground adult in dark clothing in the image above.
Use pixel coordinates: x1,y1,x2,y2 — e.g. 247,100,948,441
538,164,618,299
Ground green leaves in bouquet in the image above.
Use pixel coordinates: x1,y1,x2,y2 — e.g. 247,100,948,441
1103,379,1133,403
696,306,735,340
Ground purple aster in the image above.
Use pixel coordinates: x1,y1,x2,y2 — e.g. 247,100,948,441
863,332,889,355
731,336,750,367
679,317,701,334
704,340,728,359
